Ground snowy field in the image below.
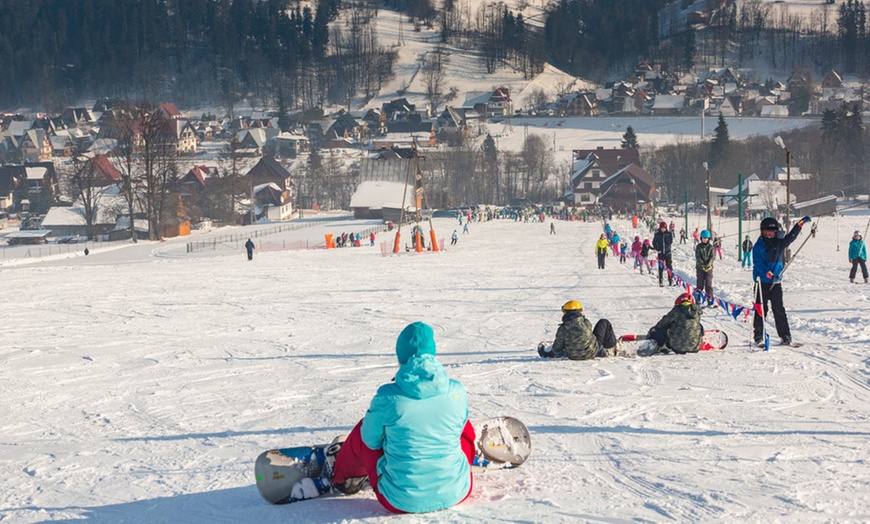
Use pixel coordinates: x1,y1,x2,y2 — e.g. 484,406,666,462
1,210,869,523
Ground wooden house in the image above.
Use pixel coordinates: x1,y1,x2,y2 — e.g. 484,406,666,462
246,156,295,193
569,147,641,207
597,163,656,213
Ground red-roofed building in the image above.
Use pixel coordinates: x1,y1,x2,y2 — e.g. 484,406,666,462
88,154,123,185
159,103,183,120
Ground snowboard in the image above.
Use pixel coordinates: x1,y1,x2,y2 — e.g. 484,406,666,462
255,416,532,505
618,329,728,357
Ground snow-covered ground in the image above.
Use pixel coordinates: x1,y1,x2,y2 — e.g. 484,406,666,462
1,210,869,523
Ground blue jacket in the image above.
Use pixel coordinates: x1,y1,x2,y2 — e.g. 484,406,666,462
360,354,470,513
752,224,802,283
849,239,867,260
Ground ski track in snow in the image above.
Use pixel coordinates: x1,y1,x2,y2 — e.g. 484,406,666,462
1,213,869,523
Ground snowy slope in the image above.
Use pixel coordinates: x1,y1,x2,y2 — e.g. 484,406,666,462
1,211,869,523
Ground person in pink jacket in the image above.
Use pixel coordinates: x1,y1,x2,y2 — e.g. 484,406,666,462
630,235,643,271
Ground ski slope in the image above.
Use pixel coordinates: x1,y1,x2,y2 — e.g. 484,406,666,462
1,211,868,522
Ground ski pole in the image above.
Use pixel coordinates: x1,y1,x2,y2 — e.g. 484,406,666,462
779,224,814,278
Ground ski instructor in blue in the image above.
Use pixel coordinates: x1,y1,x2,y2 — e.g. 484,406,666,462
752,215,810,346
330,322,476,513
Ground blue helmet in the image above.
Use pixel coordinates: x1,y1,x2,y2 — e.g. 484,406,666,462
700,229,712,239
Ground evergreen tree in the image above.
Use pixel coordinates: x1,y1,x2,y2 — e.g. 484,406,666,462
311,1,330,60
682,25,696,71
621,126,639,149
708,114,730,168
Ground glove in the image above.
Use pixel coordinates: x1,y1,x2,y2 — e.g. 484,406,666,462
797,215,811,227
849,259,853,264
766,271,775,280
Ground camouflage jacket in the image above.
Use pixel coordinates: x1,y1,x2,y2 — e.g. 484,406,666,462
553,312,599,360
653,304,703,354
695,242,715,271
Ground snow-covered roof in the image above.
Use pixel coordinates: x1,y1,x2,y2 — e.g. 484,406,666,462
462,92,492,108
652,95,685,110
25,167,47,180
349,180,415,210
7,120,33,136
760,105,789,117
42,193,128,227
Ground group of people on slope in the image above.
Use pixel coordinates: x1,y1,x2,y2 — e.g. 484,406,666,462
537,292,706,360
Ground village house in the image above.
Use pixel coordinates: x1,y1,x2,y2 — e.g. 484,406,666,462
251,182,294,222
596,163,656,214
264,132,310,159
821,70,844,89
462,87,513,118
568,147,640,207
246,156,295,193
651,94,685,115
556,92,598,116
19,128,53,163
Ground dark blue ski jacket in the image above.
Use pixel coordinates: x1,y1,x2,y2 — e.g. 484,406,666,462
752,223,803,283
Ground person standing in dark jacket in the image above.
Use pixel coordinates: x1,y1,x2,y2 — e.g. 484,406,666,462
652,221,674,286
245,238,255,260
752,216,810,346
695,230,715,306
741,235,753,268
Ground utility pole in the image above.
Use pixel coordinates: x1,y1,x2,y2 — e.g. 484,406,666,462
775,136,791,262
685,188,689,235
704,161,712,232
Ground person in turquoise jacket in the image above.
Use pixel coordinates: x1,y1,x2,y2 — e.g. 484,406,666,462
848,230,868,283
330,322,475,513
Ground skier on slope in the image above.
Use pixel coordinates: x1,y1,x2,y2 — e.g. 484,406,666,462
595,234,609,269
646,293,704,354
639,239,653,274
631,235,643,271
538,301,617,360
695,229,715,306
245,238,255,260
848,230,868,283
610,231,621,256
752,215,810,346
741,235,753,268
652,221,675,286
330,322,475,513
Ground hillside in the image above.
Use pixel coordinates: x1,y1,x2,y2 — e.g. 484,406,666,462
348,6,594,112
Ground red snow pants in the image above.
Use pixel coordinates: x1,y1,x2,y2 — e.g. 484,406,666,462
331,419,476,513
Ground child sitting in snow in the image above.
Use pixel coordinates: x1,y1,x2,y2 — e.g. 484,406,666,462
538,301,617,360
646,293,704,354
330,322,475,513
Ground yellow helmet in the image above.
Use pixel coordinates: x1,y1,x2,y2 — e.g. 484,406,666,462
561,300,583,313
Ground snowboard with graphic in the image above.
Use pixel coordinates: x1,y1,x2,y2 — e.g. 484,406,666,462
255,416,532,505
618,329,728,357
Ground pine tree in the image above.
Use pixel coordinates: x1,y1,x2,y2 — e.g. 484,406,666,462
708,114,730,168
621,126,639,149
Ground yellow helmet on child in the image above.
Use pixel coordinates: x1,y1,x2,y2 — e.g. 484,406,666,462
562,300,583,312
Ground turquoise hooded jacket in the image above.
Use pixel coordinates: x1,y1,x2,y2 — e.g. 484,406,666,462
360,324,470,513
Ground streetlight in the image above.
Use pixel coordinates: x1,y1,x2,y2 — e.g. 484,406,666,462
774,136,791,261
704,161,712,233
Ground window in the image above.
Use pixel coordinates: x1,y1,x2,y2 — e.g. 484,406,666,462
585,182,593,189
